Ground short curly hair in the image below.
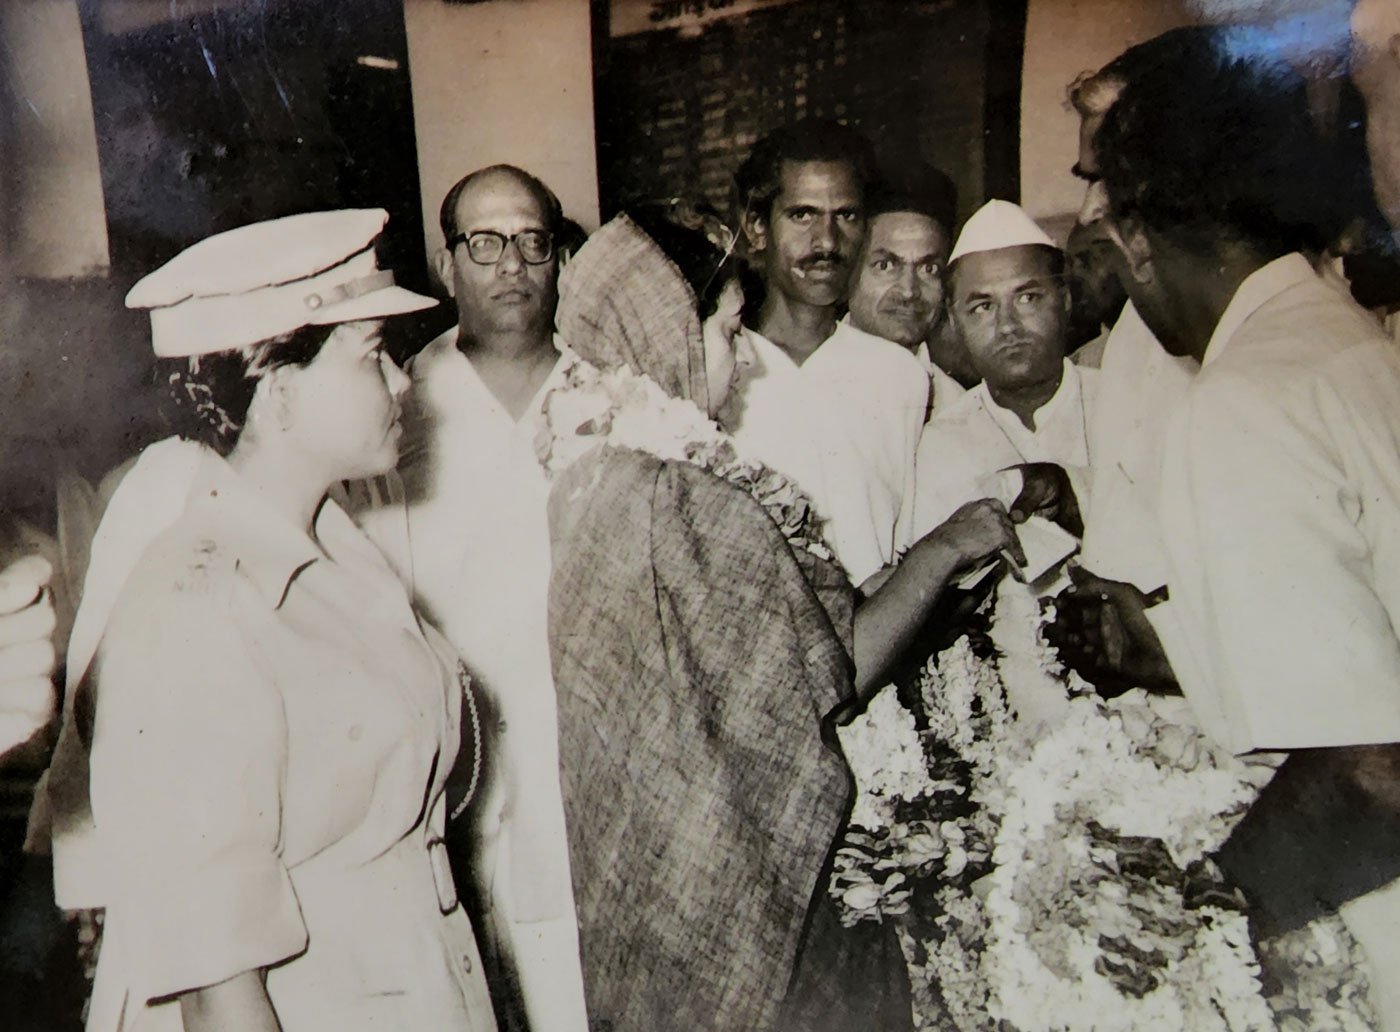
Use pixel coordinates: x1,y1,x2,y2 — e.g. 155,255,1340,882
1094,26,1346,258
733,119,877,224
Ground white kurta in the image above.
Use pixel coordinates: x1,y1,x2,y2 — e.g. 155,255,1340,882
1078,303,1197,590
914,340,969,420
1146,255,1400,1019
911,359,1097,538
83,453,495,1032
353,328,588,1032
731,319,928,585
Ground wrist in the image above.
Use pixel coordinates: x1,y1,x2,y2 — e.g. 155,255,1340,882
909,534,964,585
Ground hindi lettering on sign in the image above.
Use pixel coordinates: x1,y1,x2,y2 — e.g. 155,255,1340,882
610,0,799,38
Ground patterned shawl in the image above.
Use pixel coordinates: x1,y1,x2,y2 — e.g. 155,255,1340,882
548,214,864,1030
556,213,711,413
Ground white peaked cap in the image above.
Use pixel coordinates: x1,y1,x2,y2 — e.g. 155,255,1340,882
948,199,1058,264
126,208,437,358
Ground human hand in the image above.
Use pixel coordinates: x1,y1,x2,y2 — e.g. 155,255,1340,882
1009,462,1083,538
0,556,58,754
923,498,1026,575
1043,564,1177,696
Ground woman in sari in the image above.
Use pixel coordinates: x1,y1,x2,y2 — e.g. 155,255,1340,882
48,210,497,1032
543,211,1019,1030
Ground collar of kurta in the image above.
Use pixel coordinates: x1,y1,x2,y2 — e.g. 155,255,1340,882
411,325,573,425
1202,252,1315,369
746,318,875,376
973,357,1082,437
186,452,370,608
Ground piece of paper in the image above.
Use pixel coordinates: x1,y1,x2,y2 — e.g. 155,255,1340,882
953,514,1079,591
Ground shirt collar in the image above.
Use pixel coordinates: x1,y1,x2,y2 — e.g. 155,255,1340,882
419,325,570,420
1202,253,1316,368
913,341,934,375
186,452,365,608
976,358,1080,435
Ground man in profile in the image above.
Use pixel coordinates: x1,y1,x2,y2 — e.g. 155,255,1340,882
1081,28,1400,1021
911,199,1095,537
355,164,586,1032
730,120,928,589
846,160,967,419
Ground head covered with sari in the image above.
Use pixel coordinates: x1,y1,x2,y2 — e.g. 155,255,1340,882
556,212,730,413
546,212,869,1030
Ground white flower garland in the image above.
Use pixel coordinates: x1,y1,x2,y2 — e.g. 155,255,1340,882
835,576,1379,1031
536,358,835,564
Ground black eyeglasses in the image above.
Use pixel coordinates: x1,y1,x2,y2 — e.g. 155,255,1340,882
447,229,555,266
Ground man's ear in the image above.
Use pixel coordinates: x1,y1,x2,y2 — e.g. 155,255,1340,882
1388,30,1400,66
742,210,768,254
433,247,456,299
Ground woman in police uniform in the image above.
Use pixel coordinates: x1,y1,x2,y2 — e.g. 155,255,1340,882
58,211,497,1032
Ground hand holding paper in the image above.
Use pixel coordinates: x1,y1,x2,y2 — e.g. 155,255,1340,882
955,514,1080,591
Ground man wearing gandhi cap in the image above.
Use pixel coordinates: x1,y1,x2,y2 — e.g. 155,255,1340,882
44,210,499,1032
910,199,1098,540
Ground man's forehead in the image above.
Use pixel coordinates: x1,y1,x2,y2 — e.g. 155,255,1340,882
868,211,948,254
951,245,1060,293
775,159,863,203
453,171,550,230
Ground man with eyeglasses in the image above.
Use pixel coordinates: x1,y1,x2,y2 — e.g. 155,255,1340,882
354,164,587,1032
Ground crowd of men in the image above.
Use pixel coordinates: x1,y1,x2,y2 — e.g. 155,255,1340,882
4,3,1400,1028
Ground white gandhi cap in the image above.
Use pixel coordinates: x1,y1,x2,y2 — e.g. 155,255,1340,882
948,199,1058,264
126,208,437,358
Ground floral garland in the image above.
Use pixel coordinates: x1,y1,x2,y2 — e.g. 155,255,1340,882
833,576,1379,1031
535,357,834,564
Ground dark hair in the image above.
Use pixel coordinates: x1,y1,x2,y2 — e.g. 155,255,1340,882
867,157,958,237
1095,26,1347,259
438,164,565,243
157,323,336,456
733,119,877,224
626,207,740,321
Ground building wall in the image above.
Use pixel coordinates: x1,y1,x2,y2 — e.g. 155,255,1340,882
403,0,600,274
1019,0,1192,224
0,0,108,279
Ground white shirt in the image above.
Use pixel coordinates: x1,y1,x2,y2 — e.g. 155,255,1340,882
914,340,969,419
1148,254,1400,755
85,452,494,1032
731,319,928,585
911,359,1097,536
1078,303,1198,590
353,328,588,1032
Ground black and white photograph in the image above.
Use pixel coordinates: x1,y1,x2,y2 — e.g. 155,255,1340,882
2,0,1400,1029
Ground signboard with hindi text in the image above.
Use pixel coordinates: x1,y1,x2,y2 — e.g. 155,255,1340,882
609,0,801,38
